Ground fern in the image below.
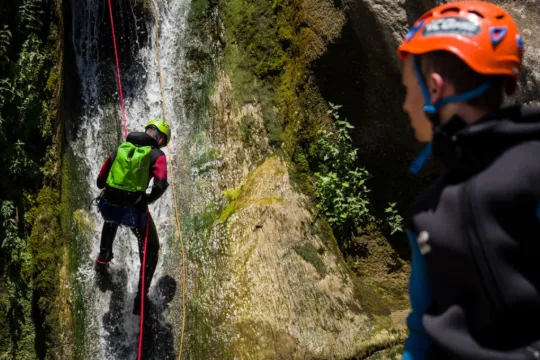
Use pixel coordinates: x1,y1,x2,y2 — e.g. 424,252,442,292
14,35,45,122
19,0,43,34
0,25,11,65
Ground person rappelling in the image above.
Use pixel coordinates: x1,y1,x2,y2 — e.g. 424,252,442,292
94,120,171,315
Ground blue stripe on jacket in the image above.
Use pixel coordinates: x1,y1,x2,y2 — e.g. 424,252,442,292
403,231,433,360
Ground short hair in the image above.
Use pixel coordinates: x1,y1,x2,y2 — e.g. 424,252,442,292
417,51,507,112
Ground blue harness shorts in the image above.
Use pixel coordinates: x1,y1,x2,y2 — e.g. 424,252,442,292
97,199,147,229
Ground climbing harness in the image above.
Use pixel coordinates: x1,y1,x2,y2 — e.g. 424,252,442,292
106,0,187,359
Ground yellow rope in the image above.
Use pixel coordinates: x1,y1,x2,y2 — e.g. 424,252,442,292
151,2,187,359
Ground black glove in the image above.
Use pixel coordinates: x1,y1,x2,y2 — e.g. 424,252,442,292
145,180,169,205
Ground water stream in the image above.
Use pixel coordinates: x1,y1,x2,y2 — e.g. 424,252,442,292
69,0,189,358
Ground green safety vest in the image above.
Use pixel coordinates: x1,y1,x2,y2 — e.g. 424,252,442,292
106,142,152,192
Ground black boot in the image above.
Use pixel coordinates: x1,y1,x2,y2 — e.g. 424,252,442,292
95,250,113,274
94,257,113,292
133,292,151,316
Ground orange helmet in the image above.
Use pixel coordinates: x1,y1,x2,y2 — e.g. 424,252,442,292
398,1,524,94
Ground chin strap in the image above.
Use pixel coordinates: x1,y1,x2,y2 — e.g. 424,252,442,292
409,56,492,174
409,142,433,175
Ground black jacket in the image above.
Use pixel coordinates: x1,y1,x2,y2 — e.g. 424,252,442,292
97,132,169,206
408,105,540,359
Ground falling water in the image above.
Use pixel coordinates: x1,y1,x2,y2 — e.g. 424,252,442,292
69,0,189,358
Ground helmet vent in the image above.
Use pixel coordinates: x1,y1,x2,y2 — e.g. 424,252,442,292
496,14,505,20
440,7,460,14
468,10,485,18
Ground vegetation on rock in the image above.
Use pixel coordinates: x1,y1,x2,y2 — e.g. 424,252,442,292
0,0,66,358
182,1,411,358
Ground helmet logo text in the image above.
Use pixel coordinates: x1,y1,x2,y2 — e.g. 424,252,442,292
423,17,480,37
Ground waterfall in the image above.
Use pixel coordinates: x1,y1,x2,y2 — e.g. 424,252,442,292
69,0,189,358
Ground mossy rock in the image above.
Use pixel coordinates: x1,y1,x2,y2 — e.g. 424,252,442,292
294,243,327,278
349,223,409,317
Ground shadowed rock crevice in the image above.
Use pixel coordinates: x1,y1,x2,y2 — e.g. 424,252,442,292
313,2,437,228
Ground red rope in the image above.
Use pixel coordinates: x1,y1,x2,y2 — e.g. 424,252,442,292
106,0,129,138
137,213,150,360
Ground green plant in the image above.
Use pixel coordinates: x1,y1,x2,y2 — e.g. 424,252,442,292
0,79,14,111
384,202,404,235
239,115,255,144
314,103,372,235
0,0,66,356
15,35,46,124
19,0,43,34
0,25,11,66
1,201,24,262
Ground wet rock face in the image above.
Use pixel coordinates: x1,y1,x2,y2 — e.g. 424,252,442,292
180,71,405,359
493,0,540,105
212,157,370,358
194,156,405,358
180,33,414,351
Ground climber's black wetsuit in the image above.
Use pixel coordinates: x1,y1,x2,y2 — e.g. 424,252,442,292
96,132,169,301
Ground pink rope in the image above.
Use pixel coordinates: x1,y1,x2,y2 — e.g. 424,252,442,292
106,0,129,138
137,213,150,360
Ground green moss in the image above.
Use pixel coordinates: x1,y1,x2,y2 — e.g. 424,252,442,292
223,186,242,202
45,65,58,93
217,157,290,228
185,291,228,358
0,0,69,356
218,0,344,172
239,115,255,144
25,186,63,357
185,0,411,355
185,204,220,263
62,153,95,360
348,223,409,317
220,0,303,148
287,162,315,200
219,197,238,224
226,319,300,358
191,148,220,177
216,184,242,224
294,243,327,277
184,0,219,132
188,0,215,28
347,327,406,360
61,150,91,359
140,0,153,16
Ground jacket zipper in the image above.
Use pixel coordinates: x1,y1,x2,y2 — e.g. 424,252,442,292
461,182,506,317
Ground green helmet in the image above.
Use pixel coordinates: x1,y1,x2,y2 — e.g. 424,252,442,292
145,119,171,146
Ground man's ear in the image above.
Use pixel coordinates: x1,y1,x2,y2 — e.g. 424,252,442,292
428,72,445,104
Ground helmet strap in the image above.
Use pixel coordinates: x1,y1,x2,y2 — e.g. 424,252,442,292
412,56,493,124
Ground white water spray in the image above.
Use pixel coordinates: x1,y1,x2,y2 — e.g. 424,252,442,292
70,0,189,358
